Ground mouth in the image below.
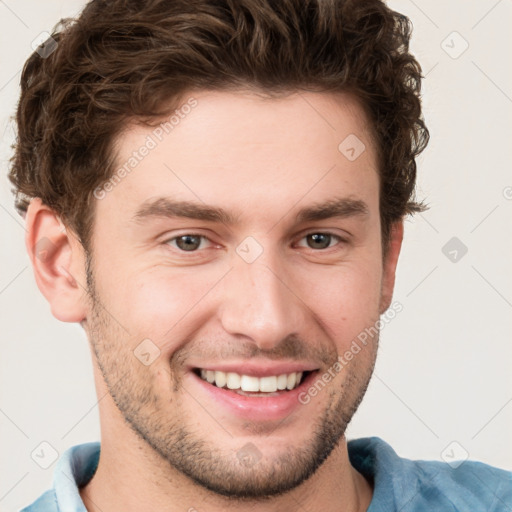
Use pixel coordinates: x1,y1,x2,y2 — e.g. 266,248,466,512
187,361,322,421
192,368,312,396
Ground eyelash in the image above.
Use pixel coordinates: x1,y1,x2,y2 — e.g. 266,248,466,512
163,231,346,254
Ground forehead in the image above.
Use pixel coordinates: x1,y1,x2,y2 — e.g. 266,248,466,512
102,89,379,226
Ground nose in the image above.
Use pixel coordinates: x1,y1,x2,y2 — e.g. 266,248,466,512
218,254,308,351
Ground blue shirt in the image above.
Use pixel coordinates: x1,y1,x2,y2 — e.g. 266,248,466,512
21,437,512,511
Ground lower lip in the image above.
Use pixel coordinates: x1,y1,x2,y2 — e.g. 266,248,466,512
189,371,318,422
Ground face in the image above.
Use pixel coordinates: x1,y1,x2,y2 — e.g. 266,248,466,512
84,90,396,498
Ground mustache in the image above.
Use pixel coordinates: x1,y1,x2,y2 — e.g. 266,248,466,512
172,333,336,368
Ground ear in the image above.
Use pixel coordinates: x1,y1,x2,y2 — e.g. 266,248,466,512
25,198,88,322
379,221,404,314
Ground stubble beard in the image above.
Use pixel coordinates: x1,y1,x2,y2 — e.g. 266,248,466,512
84,255,378,500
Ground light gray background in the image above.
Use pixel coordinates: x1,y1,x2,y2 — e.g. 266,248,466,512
1,0,511,510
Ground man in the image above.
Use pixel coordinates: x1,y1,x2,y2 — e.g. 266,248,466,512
9,0,511,510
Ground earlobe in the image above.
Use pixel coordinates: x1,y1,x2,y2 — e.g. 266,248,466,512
379,221,404,314
25,198,87,323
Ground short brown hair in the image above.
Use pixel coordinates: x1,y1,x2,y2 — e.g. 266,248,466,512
9,0,428,252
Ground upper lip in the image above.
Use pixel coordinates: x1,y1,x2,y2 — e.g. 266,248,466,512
190,361,319,378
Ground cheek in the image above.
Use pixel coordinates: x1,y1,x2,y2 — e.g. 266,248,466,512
114,265,230,351
94,242,382,357
296,262,383,345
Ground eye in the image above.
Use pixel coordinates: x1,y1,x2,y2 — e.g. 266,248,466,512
297,232,344,250
165,234,212,252
163,231,345,254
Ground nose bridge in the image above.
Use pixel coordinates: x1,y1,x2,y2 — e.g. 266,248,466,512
218,252,306,349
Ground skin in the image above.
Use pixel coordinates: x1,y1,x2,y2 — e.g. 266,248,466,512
26,89,403,512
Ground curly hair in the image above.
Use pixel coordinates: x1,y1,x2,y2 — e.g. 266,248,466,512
9,0,428,253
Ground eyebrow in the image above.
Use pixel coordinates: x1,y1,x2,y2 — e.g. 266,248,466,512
132,196,369,226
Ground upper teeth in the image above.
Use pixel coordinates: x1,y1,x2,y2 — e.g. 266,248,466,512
199,370,304,392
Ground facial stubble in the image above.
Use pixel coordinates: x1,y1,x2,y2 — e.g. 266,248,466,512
84,252,378,500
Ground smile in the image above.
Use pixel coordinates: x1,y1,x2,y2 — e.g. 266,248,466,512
189,363,320,421
195,369,308,394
